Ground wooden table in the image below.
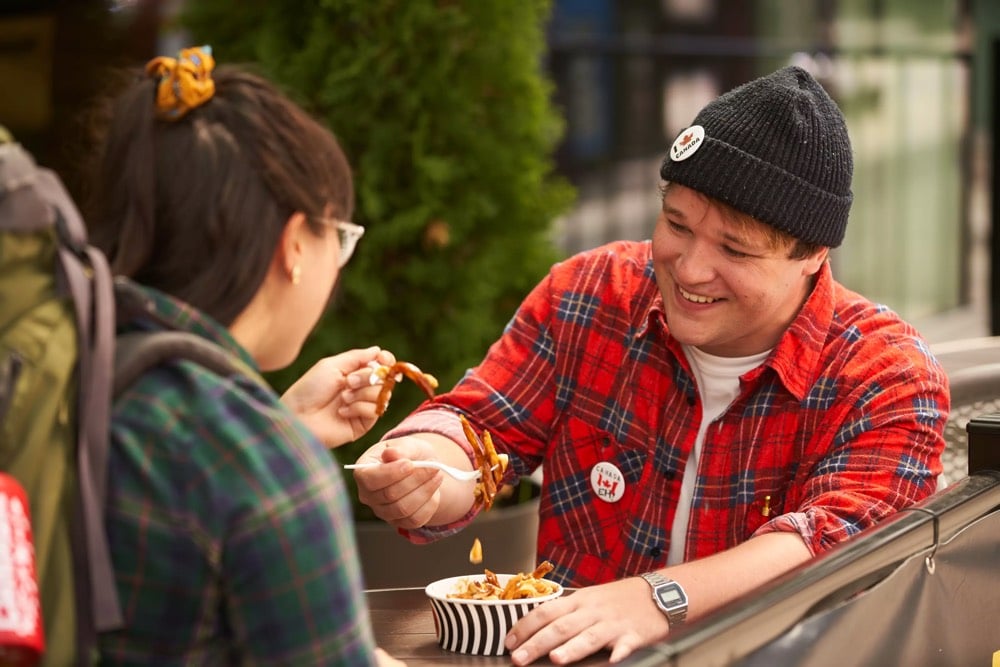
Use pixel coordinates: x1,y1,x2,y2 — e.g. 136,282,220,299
368,587,612,666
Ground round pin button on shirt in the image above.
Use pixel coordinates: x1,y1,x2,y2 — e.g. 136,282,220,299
590,461,625,503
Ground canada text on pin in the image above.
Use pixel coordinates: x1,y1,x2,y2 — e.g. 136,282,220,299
670,125,705,162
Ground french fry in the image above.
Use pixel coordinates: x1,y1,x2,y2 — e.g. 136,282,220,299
469,538,483,564
459,414,509,511
371,361,438,416
530,560,554,579
447,561,559,600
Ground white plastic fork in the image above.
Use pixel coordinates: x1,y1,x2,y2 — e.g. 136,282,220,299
343,460,483,481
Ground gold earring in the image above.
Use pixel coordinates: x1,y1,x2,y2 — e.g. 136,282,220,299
291,264,302,285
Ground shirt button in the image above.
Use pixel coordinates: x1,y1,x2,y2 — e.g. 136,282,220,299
649,546,661,558
686,395,695,406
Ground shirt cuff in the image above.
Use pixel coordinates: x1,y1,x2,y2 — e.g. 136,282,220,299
751,511,818,556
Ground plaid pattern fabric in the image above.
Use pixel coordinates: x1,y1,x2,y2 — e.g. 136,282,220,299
391,241,948,588
99,284,377,665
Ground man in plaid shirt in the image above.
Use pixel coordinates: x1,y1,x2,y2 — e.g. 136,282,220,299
352,66,949,664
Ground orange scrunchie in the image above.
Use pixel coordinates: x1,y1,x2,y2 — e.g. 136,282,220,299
145,45,216,121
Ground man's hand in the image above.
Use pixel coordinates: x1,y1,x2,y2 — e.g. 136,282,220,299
353,432,479,529
353,437,449,529
504,577,669,665
503,532,814,665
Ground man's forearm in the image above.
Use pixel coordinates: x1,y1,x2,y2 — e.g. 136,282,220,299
659,531,813,623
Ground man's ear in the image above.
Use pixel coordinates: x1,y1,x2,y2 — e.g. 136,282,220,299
802,247,830,277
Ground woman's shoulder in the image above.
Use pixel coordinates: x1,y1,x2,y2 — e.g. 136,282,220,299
112,355,332,485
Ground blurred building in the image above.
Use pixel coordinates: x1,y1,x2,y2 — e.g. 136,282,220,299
0,0,163,197
2,0,999,342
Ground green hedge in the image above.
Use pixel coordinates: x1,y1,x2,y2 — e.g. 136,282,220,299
181,1,575,515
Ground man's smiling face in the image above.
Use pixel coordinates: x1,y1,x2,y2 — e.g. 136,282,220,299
651,184,828,357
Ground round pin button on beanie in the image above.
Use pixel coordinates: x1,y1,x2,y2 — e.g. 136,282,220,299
659,66,853,248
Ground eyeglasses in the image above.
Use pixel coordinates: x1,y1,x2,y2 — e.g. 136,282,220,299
335,220,365,268
313,217,365,268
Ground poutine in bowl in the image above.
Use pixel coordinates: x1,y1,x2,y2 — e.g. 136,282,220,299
424,564,563,656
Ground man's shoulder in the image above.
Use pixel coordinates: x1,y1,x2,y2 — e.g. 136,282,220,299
822,284,946,387
546,241,659,324
782,276,944,390
552,240,651,285
560,239,650,264
829,282,928,348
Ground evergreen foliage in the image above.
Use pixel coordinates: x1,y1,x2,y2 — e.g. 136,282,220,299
180,1,575,514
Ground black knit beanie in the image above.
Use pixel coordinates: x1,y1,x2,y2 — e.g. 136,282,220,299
659,66,853,248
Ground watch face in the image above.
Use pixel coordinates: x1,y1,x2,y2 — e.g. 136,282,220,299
654,581,688,612
657,588,683,606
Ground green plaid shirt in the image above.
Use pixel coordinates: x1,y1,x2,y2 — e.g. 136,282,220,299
98,282,377,666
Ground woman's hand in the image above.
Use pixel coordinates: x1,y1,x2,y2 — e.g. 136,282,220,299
281,346,395,447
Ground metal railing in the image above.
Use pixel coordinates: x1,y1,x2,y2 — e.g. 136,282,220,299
622,470,1000,666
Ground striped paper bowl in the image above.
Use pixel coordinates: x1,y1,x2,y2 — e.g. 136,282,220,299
425,574,564,656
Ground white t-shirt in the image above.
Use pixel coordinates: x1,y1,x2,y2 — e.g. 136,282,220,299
667,344,770,565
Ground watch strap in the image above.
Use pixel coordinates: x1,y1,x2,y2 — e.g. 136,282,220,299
639,571,688,625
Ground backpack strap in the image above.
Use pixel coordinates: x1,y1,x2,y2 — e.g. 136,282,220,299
60,237,120,637
113,329,265,399
29,168,124,663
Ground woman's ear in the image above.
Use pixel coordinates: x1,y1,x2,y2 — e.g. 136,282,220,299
276,211,310,282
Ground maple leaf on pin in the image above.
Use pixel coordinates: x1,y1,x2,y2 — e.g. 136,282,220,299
680,132,693,146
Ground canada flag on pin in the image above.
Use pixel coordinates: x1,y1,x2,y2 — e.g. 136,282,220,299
590,461,625,503
670,124,705,162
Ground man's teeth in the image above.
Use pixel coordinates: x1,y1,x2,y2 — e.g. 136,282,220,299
679,286,719,304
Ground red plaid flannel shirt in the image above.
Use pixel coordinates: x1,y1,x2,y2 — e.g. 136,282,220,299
388,241,949,587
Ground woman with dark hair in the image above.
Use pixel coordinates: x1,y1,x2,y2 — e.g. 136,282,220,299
85,46,403,666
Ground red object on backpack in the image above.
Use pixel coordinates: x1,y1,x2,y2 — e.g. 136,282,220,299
0,473,44,666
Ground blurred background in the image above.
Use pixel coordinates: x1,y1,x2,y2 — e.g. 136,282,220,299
2,0,995,340
2,0,997,451
547,0,985,344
